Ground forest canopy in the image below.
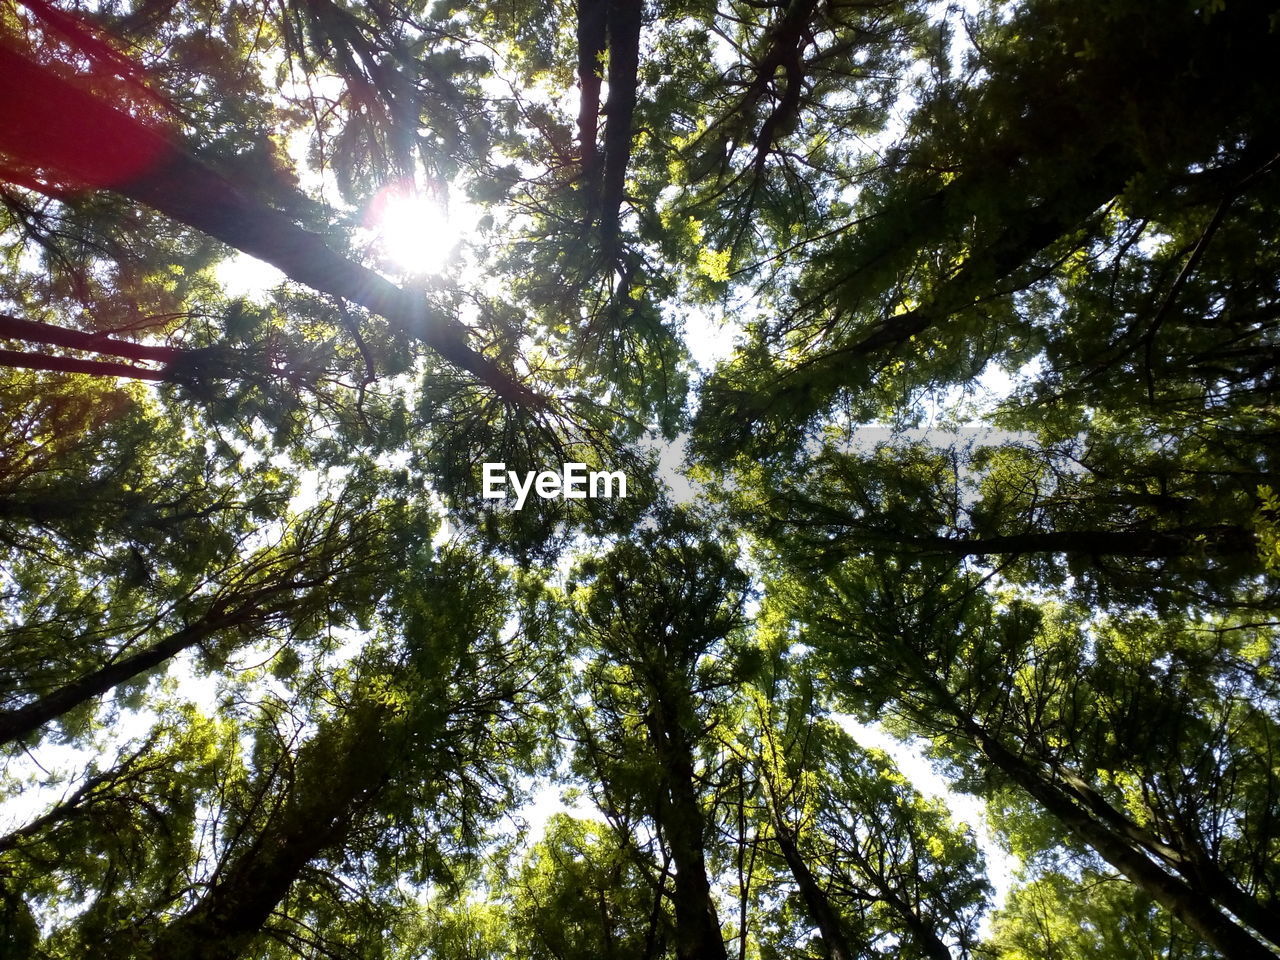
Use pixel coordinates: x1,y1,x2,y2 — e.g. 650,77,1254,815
1,0,1278,957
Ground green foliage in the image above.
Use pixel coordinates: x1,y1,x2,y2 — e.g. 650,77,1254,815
506,814,670,960
3,0,1280,957
988,866,1216,960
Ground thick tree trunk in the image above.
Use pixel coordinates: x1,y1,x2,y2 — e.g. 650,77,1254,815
0,42,539,405
576,0,608,202
774,827,855,960
1180,855,1280,951
1041,763,1280,949
1006,760,1272,959
599,0,641,247
0,583,310,747
0,347,168,380
147,703,399,960
883,640,1278,959
963,717,1277,960
647,697,728,960
0,312,179,364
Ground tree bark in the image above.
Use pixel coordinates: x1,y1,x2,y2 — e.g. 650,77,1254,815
599,0,642,247
646,695,729,960
0,41,540,405
576,0,608,196
147,702,399,960
0,312,179,363
0,347,168,380
971,727,1277,960
774,827,855,960
0,581,316,747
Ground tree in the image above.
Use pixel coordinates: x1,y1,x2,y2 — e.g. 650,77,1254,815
728,428,1271,612
566,520,749,960
506,812,673,960
743,683,990,960
4,0,1280,957
692,0,1280,463
988,866,1218,960
5,546,544,959
767,552,1279,958
0,33,534,404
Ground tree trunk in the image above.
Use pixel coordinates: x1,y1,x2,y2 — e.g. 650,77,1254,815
576,0,607,200
774,826,855,960
647,697,728,960
0,583,310,747
0,347,168,380
147,703,399,960
0,41,539,405
0,312,179,364
599,0,641,248
1180,854,1280,952
965,718,1277,960
885,640,1279,960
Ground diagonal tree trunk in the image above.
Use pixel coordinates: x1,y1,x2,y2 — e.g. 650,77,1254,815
146,699,402,960
0,41,540,406
889,641,1280,960
971,724,1277,960
0,579,323,747
0,347,168,380
0,312,179,364
773,826,855,960
845,525,1258,560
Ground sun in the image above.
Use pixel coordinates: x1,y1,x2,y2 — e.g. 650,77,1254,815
366,183,458,275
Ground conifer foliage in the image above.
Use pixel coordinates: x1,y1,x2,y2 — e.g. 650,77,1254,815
1,0,1278,957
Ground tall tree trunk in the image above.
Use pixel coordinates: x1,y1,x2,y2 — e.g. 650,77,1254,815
0,312,179,364
1179,851,1280,951
1041,764,1280,949
972,727,1275,960
647,698,728,960
881,637,1279,959
599,0,641,248
0,41,539,405
0,347,168,380
576,0,608,213
0,581,314,746
147,702,400,960
773,826,855,960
